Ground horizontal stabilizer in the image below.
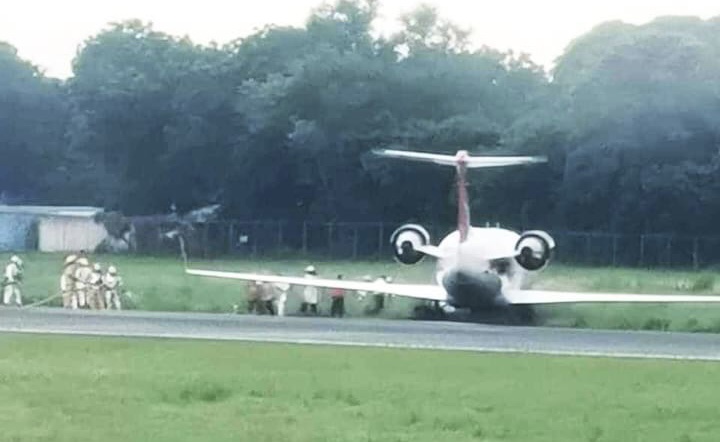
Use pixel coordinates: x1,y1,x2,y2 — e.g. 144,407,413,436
373,149,546,169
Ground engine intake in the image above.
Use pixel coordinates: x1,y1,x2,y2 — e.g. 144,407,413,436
514,230,555,271
390,224,431,265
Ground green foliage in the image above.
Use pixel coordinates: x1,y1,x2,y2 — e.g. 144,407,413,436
542,16,720,233
0,43,70,203
2,3,720,234
691,274,715,292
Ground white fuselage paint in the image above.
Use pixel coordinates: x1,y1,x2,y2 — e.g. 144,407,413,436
434,227,533,308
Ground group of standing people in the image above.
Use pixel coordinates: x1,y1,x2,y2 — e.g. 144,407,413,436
60,252,123,310
244,265,393,318
245,279,289,317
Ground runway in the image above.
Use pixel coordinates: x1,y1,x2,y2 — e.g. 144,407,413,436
1,307,719,361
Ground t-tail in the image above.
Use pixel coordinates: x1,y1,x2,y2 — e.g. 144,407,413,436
373,149,547,243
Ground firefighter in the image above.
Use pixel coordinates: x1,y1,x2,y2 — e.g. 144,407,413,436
3,255,23,306
74,257,92,308
88,263,105,310
61,254,78,309
103,265,123,310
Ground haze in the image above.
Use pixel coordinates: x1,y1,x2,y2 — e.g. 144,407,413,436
1,0,719,78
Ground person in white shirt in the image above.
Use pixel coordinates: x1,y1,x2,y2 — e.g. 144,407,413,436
300,265,319,315
367,275,391,315
103,266,123,310
272,276,290,317
356,275,372,301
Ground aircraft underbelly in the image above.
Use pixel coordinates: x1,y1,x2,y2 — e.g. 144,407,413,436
441,270,506,309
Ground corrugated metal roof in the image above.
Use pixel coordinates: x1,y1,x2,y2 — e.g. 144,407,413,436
0,205,103,218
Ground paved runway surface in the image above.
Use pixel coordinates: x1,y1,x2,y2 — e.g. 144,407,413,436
1,307,719,361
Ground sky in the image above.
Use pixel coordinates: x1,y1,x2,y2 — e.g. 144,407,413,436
1,0,719,78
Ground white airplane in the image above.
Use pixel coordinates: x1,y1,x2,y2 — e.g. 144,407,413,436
187,148,720,320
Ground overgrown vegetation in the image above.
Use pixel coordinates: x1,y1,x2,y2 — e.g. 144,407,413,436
0,334,719,442
9,252,720,332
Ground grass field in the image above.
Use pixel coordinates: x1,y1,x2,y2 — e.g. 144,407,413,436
6,252,720,332
0,334,719,442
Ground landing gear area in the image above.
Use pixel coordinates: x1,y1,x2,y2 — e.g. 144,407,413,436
412,302,537,325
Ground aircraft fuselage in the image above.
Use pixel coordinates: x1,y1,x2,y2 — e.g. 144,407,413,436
435,227,529,310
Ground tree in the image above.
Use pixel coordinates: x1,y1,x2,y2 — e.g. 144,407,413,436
68,21,238,214
547,17,720,233
0,42,69,203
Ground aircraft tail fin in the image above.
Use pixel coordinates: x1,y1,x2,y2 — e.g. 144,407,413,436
374,149,546,243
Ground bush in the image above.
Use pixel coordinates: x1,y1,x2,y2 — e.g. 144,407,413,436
641,317,671,331
691,274,715,292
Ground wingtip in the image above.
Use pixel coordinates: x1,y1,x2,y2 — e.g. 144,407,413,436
372,148,395,156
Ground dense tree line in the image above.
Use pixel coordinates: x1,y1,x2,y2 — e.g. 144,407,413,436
2,1,720,234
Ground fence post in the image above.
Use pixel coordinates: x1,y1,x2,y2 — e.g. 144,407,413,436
228,222,235,255
612,235,618,267
252,221,258,257
352,226,359,259
377,223,385,258
584,233,592,265
202,223,210,259
639,234,645,267
693,237,699,270
302,222,308,256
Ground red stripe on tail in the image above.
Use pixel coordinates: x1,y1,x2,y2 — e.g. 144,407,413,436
456,151,470,243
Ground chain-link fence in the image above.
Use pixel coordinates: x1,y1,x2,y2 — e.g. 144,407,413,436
133,219,720,269
547,231,720,268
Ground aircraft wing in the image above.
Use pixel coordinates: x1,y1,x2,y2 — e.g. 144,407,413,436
186,268,448,302
505,289,720,305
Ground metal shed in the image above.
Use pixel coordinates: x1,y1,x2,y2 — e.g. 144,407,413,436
0,206,107,252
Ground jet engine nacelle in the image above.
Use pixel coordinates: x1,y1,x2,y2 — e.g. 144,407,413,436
390,224,431,265
514,230,555,271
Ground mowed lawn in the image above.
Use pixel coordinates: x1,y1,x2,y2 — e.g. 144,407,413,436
0,334,718,442
6,252,720,331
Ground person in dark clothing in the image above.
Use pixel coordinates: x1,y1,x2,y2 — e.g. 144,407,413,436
329,274,346,318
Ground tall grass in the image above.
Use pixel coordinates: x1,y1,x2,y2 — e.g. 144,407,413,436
5,252,720,332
